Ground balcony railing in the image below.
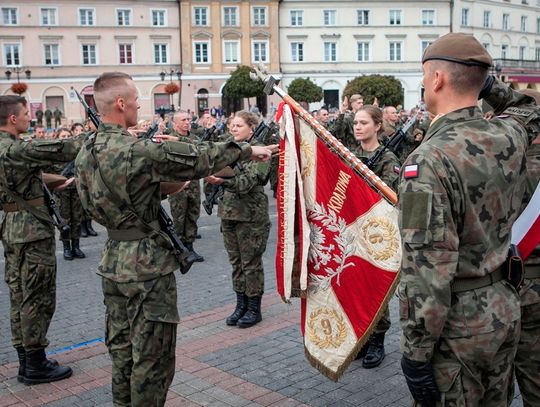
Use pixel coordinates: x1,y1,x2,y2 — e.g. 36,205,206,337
493,58,540,71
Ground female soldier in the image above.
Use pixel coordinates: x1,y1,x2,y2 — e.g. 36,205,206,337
351,105,400,368
206,111,271,328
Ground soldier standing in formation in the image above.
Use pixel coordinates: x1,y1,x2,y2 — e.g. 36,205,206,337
398,33,539,406
349,105,400,368
0,95,78,384
206,111,272,328
74,72,273,406
168,110,204,261
330,94,364,148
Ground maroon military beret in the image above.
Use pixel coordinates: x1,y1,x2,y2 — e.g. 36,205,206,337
422,33,492,68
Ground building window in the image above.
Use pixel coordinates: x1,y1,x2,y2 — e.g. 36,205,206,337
152,10,166,26
536,47,540,61
537,17,540,33
501,44,508,59
194,42,210,63
252,41,268,63
194,7,208,26
223,40,240,63
41,8,57,26
421,41,433,55
323,10,336,26
153,43,168,64
4,44,20,66
291,42,304,62
422,10,435,25
119,44,133,64
389,10,402,25
81,44,97,65
461,8,469,26
519,46,527,59
117,9,131,26
252,7,266,26
502,14,509,30
357,42,370,62
521,16,527,32
357,9,369,25
324,42,337,62
223,7,238,26
2,7,18,25
44,44,59,65
483,43,490,52
483,10,491,28
389,41,402,61
79,8,95,26
290,10,303,26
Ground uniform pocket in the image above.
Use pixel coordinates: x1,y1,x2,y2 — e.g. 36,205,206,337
141,274,180,324
164,143,197,167
433,362,465,406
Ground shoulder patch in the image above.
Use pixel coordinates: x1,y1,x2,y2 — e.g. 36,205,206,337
393,165,401,174
150,137,162,144
403,164,419,179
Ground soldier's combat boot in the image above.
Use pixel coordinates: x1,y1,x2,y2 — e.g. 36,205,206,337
362,333,385,369
354,343,369,360
186,242,204,262
226,292,248,326
237,296,262,328
24,349,72,384
71,239,85,259
16,347,25,383
62,239,73,261
86,220,98,236
80,221,88,238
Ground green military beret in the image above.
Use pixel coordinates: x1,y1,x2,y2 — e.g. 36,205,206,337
422,33,492,68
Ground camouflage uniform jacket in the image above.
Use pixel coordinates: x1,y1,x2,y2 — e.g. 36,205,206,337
75,123,251,282
399,85,538,362
330,111,355,148
0,131,81,244
218,140,270,222
350,144,400,191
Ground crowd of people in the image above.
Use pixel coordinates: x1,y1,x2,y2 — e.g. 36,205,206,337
0,31,539,407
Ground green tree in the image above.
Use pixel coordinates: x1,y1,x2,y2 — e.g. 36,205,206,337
343,75,403,107
222,65,265,99
287,78,323,104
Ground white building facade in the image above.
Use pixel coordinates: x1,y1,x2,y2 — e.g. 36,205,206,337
279,0,540,110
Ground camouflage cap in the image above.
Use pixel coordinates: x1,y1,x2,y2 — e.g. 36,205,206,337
422,33,492,68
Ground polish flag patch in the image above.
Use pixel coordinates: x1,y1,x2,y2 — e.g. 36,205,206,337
393,165,401,174
403,164,419,179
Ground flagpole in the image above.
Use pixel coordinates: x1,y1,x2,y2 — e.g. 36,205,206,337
251,68,398,206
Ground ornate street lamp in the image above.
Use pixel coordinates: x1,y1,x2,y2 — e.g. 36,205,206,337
5,67,31,94
160,68,182,112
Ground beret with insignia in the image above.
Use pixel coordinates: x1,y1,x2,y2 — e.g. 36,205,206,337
423,33,492,68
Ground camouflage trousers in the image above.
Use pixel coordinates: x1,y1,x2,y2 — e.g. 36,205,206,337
58,187,83,239
418,320,519,407
3,237,56,350
374,305,390,335
221,219,270,297
102,273,180,407
515,276,540,407
169,181,201,244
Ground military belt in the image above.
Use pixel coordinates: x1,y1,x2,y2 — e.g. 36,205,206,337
3,197,45,213
524,265,540,280
451,267,504,293
107,220,160,241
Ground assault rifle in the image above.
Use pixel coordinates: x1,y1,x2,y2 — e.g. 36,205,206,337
44,185,70,233
74,88,196,274
202,120,275,215
365,115,418,170
200,125,217,142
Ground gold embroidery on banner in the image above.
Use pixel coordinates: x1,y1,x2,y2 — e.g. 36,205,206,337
361,217,399,261
307,307,348,349
299,137,314,180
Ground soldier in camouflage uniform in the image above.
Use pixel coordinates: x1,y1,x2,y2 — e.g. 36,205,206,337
349,105,400,368
330,94,363,149
512,88,540,407
168,111,204,261
0,95,77,384
398,33,540,406
206,111,271,329
74,73,273,406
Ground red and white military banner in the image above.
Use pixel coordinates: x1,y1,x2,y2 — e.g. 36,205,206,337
275,102,402,380
512,181,540,260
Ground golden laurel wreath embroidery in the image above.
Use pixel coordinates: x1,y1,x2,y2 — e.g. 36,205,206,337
307,307,348,349
299,137,314,180
361,217,399,261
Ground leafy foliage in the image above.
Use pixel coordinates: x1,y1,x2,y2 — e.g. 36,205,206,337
222,65,265,99
343,75,403,107
287,78,323,103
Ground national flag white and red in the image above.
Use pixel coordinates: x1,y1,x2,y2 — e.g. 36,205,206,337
275,102,402,380
512,181,540,260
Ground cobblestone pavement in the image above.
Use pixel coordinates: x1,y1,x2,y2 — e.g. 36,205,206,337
0,186,523,406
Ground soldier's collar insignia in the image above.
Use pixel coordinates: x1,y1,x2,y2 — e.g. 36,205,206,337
403,164,419,179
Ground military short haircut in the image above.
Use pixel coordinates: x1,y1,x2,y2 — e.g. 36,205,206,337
428,60,487,95
93,72,133,114
0,95,26,126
